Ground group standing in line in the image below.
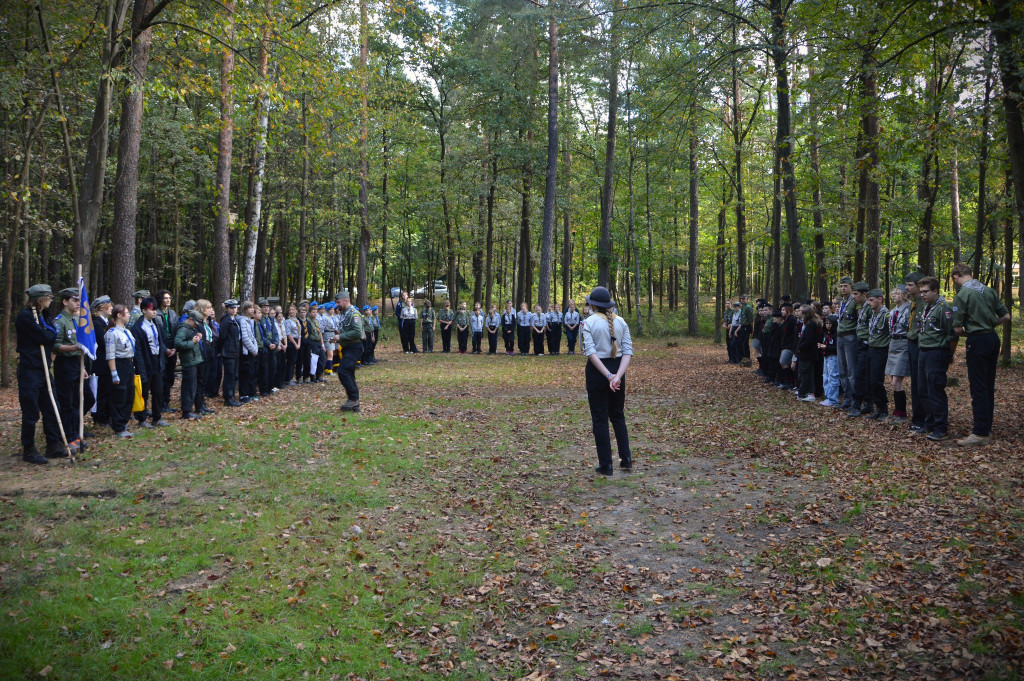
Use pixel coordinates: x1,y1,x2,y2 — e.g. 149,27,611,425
731,263,1011,446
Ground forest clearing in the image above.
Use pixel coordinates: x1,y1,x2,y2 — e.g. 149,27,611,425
1,338,1022,680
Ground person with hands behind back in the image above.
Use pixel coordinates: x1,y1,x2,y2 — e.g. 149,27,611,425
580,286,634,476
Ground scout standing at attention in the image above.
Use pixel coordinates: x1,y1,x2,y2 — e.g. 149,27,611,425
835,276,857,410
438,300,455,353
105,304,138,439
580,286,633,476
501,301,516,355
904,273,926,432
17,285,64,464
486,305,501,354
516,302,532,355
530,304,548,355
885,285,912,423
950,263,1011,446
915,276,958,442
421,299,436,353
546,303,563,354
455,301,471,354
848,282,871,416
176,310,205,420
470,302,485,354
863,289,890,420
335,290,364,412
563,300,581,355
53,287,88,453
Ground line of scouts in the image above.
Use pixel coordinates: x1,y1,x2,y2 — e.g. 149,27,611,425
16,286,376,465
393,290,587,356
748,263,1011,446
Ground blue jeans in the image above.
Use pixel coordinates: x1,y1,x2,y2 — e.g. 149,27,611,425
822,355,839,403
836,334,858,405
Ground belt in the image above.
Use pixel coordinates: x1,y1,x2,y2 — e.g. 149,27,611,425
891,335,907,340
919,345,949,351
908,338,918,344
967,329,995,337
839,331,857,337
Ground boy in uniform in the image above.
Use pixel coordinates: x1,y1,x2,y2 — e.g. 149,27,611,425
904,273,926,432
915,276,958,441
847,282,871,416
437,301,455,353
53,288,87,453
864,289,890,420
421,300,436,353
335,290,364,411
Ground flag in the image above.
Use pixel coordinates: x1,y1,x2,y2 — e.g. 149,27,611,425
76,277,97,360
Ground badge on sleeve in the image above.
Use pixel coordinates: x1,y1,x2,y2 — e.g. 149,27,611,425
945,310,952,318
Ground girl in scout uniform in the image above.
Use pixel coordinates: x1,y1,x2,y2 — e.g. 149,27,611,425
563,300,581,354
470,302,485,353
885,285,912,423
486,305,501,354
580,286,633,475
516,303,532,354
546,304,563,354
454,302,471,354
284,305,301,386
421,299,436,353
400,298,419,353
530,304,548,355
501,301,516,354
438,300,455,353
105,304,138,438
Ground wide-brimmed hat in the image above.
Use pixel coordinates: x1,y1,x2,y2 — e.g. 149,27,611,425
585,286,615,309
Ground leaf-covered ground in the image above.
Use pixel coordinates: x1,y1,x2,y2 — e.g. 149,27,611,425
1,337,1022,680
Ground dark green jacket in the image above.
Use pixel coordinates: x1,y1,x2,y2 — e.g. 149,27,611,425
174,323,203,368
337,306,364,346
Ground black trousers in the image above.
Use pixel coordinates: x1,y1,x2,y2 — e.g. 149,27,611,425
566,328,578,353
222,355,239,400
370,329,378,360
18,363,63,450
737,325,751,359
585,357,631,469
532,330,545,354
867,346,889,410
797,357,816,397
441,326,452,352
852,341,870,405
259,350,274,394
180,365,198,415
162,351,177,406
517,326,531,354
275,350,288,386
965,331,999,436
109,358,136,434
200,346,215,400
337,343,362,400
502,326,515,352
457,328,469,352
399,319,410,352
488,330,498,353
908,341,924,427
93,361,110,425
239,353,255,398
309,341,326,378
135,358,164,424
472,331,482,353
286,344,299,382
401,320,418,352
918,347,950,435
422,325,434,353
547,325,562,354
54,355,82,441
727,330,740,363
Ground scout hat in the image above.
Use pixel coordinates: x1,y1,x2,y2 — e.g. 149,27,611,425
334,290,350,301
188,310,205,323
257,298,269,306
93,295,112,306
224,299,239,308
26,284,52,299
852,282,870,293
905,272,923,283
58,287,80,299
867,288,884,298
839,276,853,285
133,289,150,299
585,286,615,309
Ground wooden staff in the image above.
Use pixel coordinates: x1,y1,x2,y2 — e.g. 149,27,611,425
76,266,84,446
31,305,74,463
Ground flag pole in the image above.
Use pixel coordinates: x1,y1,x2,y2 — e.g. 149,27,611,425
32,304,74,463
77,265,84,447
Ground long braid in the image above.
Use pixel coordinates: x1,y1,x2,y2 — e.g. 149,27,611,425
600,309,619,357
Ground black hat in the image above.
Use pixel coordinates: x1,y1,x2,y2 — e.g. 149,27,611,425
771,310,782,317
585,286,615,309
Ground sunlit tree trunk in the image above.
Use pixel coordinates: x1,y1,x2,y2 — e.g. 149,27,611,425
213,0,237,306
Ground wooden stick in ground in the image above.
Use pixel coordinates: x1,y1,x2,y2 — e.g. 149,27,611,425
31,306,74,463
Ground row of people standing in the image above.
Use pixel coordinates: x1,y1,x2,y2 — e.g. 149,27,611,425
394,291,592,356
749,263,1011,446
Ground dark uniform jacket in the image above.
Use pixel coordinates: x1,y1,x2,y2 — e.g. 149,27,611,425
131,316,167,383
217,314,242,357
93,314,110,367
157,308,178,349
16,307,57,371
175,323,204,368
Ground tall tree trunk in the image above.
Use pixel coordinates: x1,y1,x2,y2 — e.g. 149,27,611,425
537,3,558,309
769,0,808,300
242,11,270,302
110,0,155,306
380,128,390,311
644,142,654,322
517,130,532,307
598,1,619,288
975,36,993,275
808,67,827,300
770,143,782,302
859,52,881,288
74,0,132,288
485,149,497,310
625,90,641,334
561,145,571,309
949,102,962,264
715,179,727,344
732,28,748,296
356,0,370,307
298,93,309,296
213,0,237,306
992,0,1024,255
687,134,699,335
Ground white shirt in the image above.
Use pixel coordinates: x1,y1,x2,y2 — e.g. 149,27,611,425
143,318,160,355
581,311,633,359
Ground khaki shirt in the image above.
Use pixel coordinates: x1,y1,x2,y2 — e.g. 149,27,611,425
917,297,957,349
53,311,81,357
951,279,1010,334
867,306,890,348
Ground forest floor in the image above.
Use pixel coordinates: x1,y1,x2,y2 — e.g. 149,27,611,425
1,337,1022,681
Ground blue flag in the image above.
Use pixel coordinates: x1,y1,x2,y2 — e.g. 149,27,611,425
76,277,97,360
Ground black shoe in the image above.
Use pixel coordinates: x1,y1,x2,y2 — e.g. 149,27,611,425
226,399,243,407
595,465,614,476
161,407,178,414
181,412,201,420
859,405,874,416
340,399,360,412
926,431,948,442
909,424,927,433
240,396,252,404
847,407,862,418
138,421,155,429
619,458,633,470
866,410,887,421
200,407,216,415
23,448,48,465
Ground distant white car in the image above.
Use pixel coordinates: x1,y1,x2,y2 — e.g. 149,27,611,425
413,281,448,298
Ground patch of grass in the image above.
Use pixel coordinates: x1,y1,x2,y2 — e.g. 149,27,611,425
627,618,655,636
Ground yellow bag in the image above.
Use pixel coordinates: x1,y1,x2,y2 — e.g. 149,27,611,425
132,374,144,412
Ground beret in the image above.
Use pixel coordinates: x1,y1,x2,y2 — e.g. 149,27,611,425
224,299,239,307
867,288,885,298
188,310,205,323
839,276,853,284
133,290,150,298
58,287,80,298
852,282,870,292
905,272,923,283
93,295,112,306
334,290,350,300
26,284,52,298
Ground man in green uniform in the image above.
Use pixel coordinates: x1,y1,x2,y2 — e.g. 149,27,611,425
915,276,958,441
864,289,890,420
334,290,364,412
847,282,871,416
950,264,1012,445
53,288,87,453
420,300,436,353
835,276,857,410
130,289,150,324
904,272,926,432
